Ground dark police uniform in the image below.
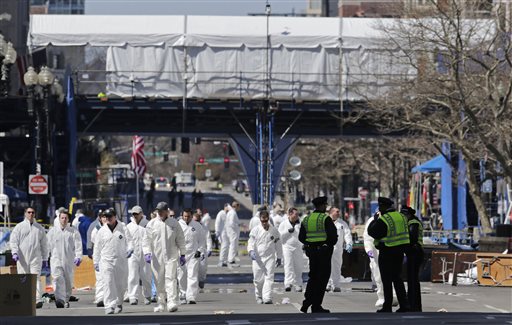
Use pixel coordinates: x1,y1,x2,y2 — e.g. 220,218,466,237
368,197,409,312
298,196,337,313
402,207,424,312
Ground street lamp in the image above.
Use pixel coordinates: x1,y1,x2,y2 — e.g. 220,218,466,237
1,40,16,97
24,65,58,221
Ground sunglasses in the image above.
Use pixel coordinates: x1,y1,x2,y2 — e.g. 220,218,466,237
169,215,175,217
26,211,35,214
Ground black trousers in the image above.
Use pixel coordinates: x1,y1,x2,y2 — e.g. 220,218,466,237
304,245,333,308
378,247,408,310
406,247,424,312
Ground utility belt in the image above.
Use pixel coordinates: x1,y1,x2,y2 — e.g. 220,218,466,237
303,243,332,256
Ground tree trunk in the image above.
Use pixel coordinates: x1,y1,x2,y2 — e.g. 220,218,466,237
465,159,493,235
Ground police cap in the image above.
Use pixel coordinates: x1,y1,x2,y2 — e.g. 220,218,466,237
400,206,416,216
378,197,394,207
312,196,328,206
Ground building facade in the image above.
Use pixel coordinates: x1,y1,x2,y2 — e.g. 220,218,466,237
30,0,85,15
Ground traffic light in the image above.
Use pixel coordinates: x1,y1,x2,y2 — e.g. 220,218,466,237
224,157,230,169
228,144,235,156
198,156,205,164
194,137,201,145
163,152,169,162
171,138,176,151
181,137,189,153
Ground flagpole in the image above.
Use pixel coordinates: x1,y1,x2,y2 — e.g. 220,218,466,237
136,173,140,206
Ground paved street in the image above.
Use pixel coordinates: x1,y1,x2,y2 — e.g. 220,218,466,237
3,254,510,324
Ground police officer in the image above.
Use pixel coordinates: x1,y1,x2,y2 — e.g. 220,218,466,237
368,197,409,312
401,206,423,312
298,196,337,313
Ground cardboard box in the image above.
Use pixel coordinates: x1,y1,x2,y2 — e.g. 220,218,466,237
0,266,17,274
0,274,36,316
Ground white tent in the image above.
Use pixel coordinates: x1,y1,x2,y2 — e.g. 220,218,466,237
28,15,410,100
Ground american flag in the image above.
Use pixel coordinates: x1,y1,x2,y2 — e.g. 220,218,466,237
131,135,146,176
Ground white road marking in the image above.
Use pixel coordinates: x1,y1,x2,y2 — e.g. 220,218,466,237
465,298,476,302
291,302,302,312
484,304,509,313
227,321,251,325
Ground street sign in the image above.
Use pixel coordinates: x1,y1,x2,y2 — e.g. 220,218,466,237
205,169,212,178
28,174,48,195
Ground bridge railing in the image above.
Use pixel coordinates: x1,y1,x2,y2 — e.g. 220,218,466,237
72,68,414,102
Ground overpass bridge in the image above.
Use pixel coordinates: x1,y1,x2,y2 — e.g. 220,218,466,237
4,14,414,208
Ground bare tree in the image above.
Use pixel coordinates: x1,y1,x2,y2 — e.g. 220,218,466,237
354,0,512,234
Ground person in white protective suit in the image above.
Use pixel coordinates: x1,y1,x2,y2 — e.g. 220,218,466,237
10,206,49,309
247,210,283,304
249,206,272,231
225,201,241,266
215,203,230,266
92,208,134,314
126,205,152,305
327,207,353,292
271,205,285,231
278,207,304,292
47,209,82,308
178,208,206,304
91,210,107,307
199,208,211,230
142,202,186,313
363,214,398,308
193,211,212,289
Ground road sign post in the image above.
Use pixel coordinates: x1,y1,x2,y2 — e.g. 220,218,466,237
28,174,49,195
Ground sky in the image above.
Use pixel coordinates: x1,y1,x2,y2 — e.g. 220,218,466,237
85,0,308,16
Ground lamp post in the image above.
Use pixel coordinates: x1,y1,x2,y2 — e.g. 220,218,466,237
0,37,17,97
24,66,57,221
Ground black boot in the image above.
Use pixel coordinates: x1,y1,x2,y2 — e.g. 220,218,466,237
300,300,311,313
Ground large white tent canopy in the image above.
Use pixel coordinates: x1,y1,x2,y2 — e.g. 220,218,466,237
27,15,417,100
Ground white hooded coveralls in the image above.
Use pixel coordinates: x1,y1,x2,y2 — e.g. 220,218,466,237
9,219,49,303
178,219,205,301
142,216,185,310
215,209,229,264
278,218,304,289
364,216,385,303
92,221,133,310
247,224,282,302
126,217,152,301
329,218,353,288
198,221,213,283
91,223,104,303
47,224,82,303
225,206,240,263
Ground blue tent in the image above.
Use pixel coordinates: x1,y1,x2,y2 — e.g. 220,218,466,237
3,185,28,201
411,151,467,230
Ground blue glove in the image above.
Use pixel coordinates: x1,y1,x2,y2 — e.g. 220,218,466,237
249,251,257,261
346,244,353,253
179,255,186,266
144,253,152,264
207,250,212,257
12,253,19,262
42,260,48,269
87,248,93,259
403,256,408,264
94,264,99,272
367,250,374,258
74,258,81,267
126,249,134,258
201,253,206,261
276,258,282,267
